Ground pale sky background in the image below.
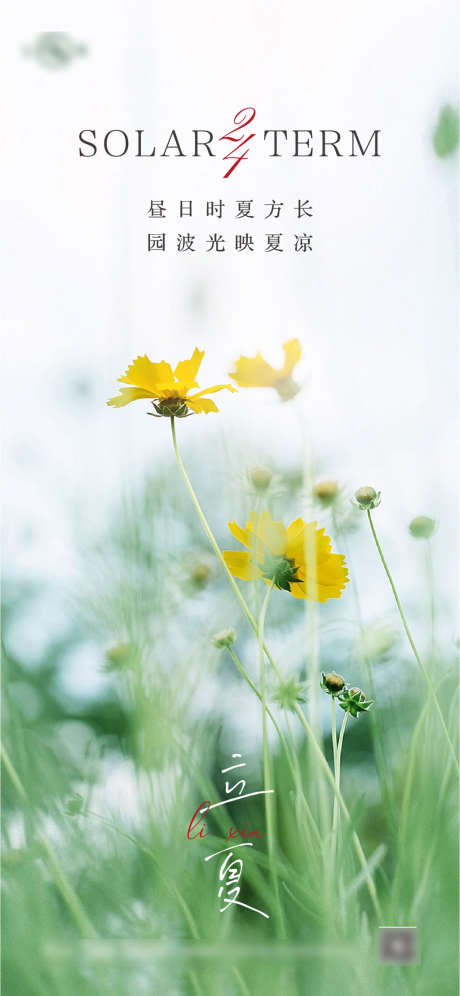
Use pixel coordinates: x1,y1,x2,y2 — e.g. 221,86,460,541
2,2,458,699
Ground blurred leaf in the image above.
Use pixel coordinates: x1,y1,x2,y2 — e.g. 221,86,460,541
433,105,459,158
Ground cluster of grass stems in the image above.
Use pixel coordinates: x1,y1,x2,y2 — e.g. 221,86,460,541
2,415,458,996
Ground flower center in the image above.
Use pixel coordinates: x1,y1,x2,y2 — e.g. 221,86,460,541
262,554,300,591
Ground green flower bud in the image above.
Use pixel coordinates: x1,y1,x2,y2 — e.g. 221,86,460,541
213,628,237,649
276,376,301,402
313,479,339,506
249,467,273,493
104,643,137,672
409,516,436,539
354,486,381,510
321,671,346,696
339,686,373,718
190,561,212,588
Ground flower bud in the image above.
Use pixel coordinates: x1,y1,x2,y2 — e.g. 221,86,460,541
354,486,381,510
104,643,136,672
339,686,373,718
213,628,237,649
190,561,212,588
276,376,301,402
313,479,339,506
409,516,436,539
249,467,273,493
321,671,346,696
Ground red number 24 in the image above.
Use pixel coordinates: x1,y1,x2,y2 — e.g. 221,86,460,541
219,107,256,179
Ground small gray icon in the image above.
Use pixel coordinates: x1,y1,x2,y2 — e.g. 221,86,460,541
379,926,417,964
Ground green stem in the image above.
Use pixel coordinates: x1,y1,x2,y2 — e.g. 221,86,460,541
335,711,349,809
258,580,285,937
334,710,349,918
170,417,283,681
293,704,381,918
331,508,394,828
228,646,322,853
331,698,339,840
170,418,379,913
367,510,458,774
425,538,435,663
1,742,97,939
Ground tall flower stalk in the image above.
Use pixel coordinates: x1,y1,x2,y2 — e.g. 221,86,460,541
330,505,394,828
170,417,285,682
258,580,285,935
107,352,382,919
171,419,380,914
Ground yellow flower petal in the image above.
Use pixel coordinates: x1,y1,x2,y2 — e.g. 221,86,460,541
285,517,306,560
174,348,204,391
107,387,156,408
118,356,175,393
253,510,286,556
230,353,278,388
228,510,286,560
188,384,238,399
186,383,237,414
228,519,253,549
291,570,348,602
186,396,219,414
222,550,262,580
230,339,301,389
284,519,349,600
281,339,302,377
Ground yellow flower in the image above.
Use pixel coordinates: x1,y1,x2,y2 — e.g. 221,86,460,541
230,338,301,400
222,509,348,602
107,348,237,415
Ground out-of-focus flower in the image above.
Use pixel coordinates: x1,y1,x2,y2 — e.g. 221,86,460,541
353,622,398,664
24,32,88,70
222,509,348,601
313,479,340,507
104,643,137,672
187,558,213,590
249,467,273,493
213,628,237,649
320,671,345,696
230,339,302,400
339,687,373,719
272,676,306,710
354,486,381,511
107,349,236,415
409,516,436,539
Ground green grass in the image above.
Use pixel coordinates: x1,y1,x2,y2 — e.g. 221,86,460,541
2,451,458,995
